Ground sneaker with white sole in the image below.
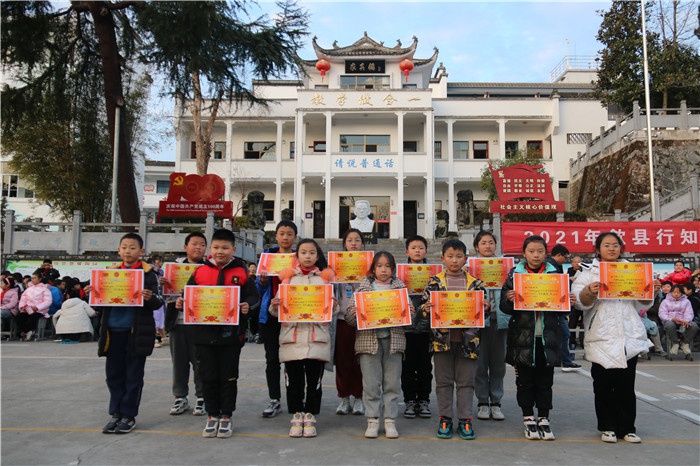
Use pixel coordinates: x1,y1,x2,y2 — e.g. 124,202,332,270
561,362,581,372
351,397,365,415
384,419,399,438
490,405,505,420
262,399,282,418
403,400,417,418
202,416,219,438
24,330,34,342
477,405,490,420
623,433,642,443
524,417,540,440
169,397,189,415
114,417,136,434
102,414,121,434
303,413,317,437
365,418,379,438
537,417,555,440
601,431,617,443
417,400,431,418
217,416,233,438
336,397,351,415
193,398,206,416
289,412,304,438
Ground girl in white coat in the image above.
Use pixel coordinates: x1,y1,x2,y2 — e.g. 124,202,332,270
572,232,652,444
53,297,96,343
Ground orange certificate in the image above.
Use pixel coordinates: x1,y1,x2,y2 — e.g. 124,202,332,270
163,262,202,295
430,291,485,328
89,269,144,307
514,273,570,312
278,284,334,323
598,262,654,300
396,264,443,294
468,257,514,289
183,286,240,325
354,288,411,330
328,251,374,283
257,253,297,276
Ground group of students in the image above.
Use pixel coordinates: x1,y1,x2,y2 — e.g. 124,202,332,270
26,222,693,443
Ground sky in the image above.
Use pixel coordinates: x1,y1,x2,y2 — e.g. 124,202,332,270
149,1,610,160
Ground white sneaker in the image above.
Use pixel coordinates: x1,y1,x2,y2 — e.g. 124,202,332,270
623,433,642,443
601,431,617,443
170,397,189,415
537,417,555,441
524,418,540,440
351,398,365,415
193,398,206,416
24,330,34,342
670,343,679,355
262,399,281,418
365,418,379,438
477,405,490,420
384,419,399,438
202,416,218,438
680,342,691,354
490,405,505,420
336,397,351,415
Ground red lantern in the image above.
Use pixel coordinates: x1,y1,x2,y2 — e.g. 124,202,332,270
399,59,414,83
315,59,330,82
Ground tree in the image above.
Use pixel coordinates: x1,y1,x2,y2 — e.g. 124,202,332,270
136,1,309,175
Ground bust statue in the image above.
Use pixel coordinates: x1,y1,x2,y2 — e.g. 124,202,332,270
349,200,375,232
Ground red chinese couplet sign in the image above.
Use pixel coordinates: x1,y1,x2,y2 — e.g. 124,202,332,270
502,221,700,254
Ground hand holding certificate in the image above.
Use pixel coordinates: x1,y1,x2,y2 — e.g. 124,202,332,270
163,262,202,295
396,264,443,294
183,286,240,325
257,253,297,276
278,284,334,323
354,288,411,330
89,269,144,307
430,291,485,328
513,273,570,312
328,251,374,283
598,262,653,300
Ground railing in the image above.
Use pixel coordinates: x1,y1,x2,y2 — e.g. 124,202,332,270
2,210,263,263
549,55,598,82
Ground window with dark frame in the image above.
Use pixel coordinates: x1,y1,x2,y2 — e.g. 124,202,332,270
434,141,442,159
339,135,390,153
1,174,19,197
505,141,519,158
244,142,276,159
403,141,417,152
263,200,274,221
156,180,170,194
190,141,197,159
526,140,543,158
290,142,295,159
473,141,489,159
213,141,226,160
313,141,326,152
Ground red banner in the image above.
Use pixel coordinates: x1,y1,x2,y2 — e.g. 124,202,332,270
158,200,233,218
502,222,700,254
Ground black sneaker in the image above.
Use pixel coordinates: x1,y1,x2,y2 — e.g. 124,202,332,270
561,362,581,372
102,414,121,434
403,400,417,418
114,417,136,434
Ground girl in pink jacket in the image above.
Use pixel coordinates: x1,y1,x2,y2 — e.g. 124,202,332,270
659,284,697,360
17,272,52,341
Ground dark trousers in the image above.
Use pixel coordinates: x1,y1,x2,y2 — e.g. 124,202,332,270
591,356,638,436
170,324,203,399
568,308,584,345
559,315,573,363
285,359,325,415
401,332,433,402
261,318,282,400
105,330,147,418
334,319,363,398
15,312,41,334
196,343,241,418
515,340,554,418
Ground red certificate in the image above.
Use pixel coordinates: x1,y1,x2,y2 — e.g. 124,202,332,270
89,269,144,307
514,273,570,311
163,262,202,295
278,284,334,323
430,291,485,328
257,253,297,276
599,262,654,300
396,264,443,294
468,257,514,289
183,286,240,325
328,251,374,283
354,288,411,330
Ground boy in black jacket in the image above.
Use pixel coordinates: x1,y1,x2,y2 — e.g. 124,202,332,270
176,229,258,438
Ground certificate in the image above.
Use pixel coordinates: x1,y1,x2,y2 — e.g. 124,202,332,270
354,288,411,330
89,269,144,307
396,264,443,294
513,273,570,312
278,284,334,323
163,262,202,295
598,262,654,300
183,286,240,325
257,253,297,276
328,251,374,283
430,291,485,328
468,257,514,289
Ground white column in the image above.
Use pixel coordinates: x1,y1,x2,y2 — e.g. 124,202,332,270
324,111,332,239
396,111,405,239
425,111,436,238
275,120,284,224
446,119,455,232
294,111,305,230
225,121,233,201
498,119,507,160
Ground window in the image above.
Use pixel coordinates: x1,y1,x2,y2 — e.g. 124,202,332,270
340,135,390,153
402,83,417,89
473,141,489,159
244,142,275,159
434,141,442,159
403,141,417,152
340,75,390,90
526,140,543,158
1,174,18,197
213,142,226,160
567,133,592,144
190,141,197,159
156,180,170,194
453,141,469,159
505,141,519,158
313,141,326,152
263,200,274,221
314,85,328,90
289,142,295,159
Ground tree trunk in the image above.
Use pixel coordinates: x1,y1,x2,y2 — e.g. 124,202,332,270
88,2,140,223
190,71,210,176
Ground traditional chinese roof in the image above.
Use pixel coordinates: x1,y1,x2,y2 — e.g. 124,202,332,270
312,32,418,58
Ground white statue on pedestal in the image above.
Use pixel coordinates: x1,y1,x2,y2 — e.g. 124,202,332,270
349,200,375,232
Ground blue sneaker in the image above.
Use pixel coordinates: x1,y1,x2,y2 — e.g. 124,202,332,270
457,419,476,440
436,417,453,439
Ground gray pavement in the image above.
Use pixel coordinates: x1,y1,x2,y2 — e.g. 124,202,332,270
2,339,699,466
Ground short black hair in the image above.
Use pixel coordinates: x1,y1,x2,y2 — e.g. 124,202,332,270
442,239,467,255
295,238,327,270
522,235,548,254
42,259,53,265
473,230,497,249
211,229,236,246
184,231,207,246
120,232,144,249
405,235,428,249
275,220,298,235
343,228,365,249
370,251,397,278
551,245,569,257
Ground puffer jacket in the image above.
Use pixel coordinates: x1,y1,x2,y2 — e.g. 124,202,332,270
658,293,694,323
1,286,20,316
53,298,96,335
346,275,408,356
500,261,563,368
18,283,52,317
419,269,486,359
270,266,336,363
572,259,652,369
